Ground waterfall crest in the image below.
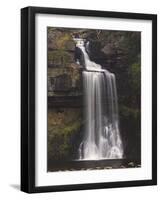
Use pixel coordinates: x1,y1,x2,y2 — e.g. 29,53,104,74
75,39,123,160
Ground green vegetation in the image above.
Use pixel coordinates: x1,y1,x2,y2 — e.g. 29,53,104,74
119,105,140,121
129,62,141,93
48,50,73,67
48,108,82,160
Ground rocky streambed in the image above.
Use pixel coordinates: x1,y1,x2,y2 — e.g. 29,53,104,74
48,159,141,172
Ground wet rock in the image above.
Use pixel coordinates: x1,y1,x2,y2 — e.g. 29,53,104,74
105,166,112,169
50,74,72,92
75,47,85,66
96,167,101,169
48,63,82,96
128,162,135,167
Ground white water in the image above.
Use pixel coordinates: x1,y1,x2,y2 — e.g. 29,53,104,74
75,39,123,160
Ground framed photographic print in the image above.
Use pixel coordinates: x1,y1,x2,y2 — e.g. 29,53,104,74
21,6,157,193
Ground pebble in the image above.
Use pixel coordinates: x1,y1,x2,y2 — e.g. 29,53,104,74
128,162,135,167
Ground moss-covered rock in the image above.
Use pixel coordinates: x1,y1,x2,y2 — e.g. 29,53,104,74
48,108,83,160
129,61,141,93
48,64,82,96
48,50,74,67
47,28,83,97
48,28,75,51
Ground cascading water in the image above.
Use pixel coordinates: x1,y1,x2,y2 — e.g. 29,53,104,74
75,38,123,160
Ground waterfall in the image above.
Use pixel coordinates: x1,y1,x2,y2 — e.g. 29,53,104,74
75,39,123,160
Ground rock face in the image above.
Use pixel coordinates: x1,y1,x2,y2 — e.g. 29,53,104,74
48,28,75,51
47,28,83,98
48,50,74,68
47,28,84,162
48,65,82,96
50,74,72,92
